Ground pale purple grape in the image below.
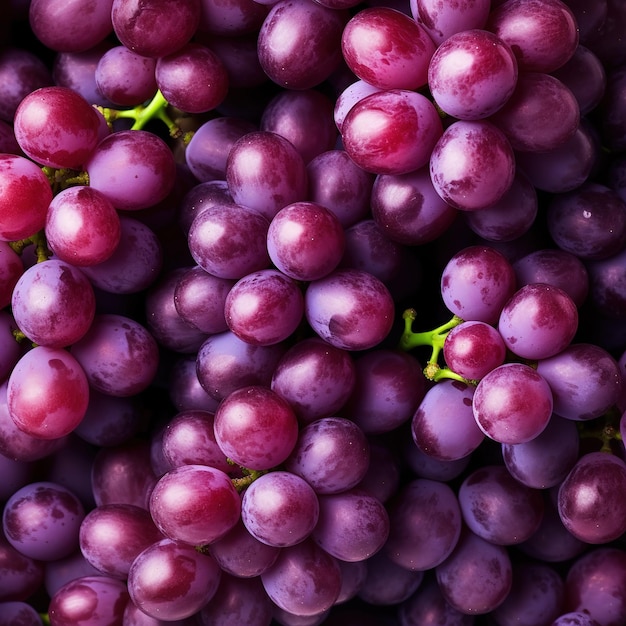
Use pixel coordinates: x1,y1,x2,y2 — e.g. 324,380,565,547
85,129,177,211
564,548,626,626
440,245,517,324
312,489,389,562
128,538,221,620
0,154,52,241
512,248,589,308
0,528,44,601
198,573,273,626
0,601,41,625
196,331,286,401
435,528,513,615
214,385,299,471
429,119,516,211
178,180,233,234
123,599,199,625
111,0,200,58
79,503,163,579
411,0,490,45
304,268,395,351
197,0,269,35
185,117,256,183
403,439,472,482
270,337,356,424
558,451,626,544
472,363,553,444
498,283,579,360
464,170,538,242
341,7,435,90
333,79,382,134
149,464,240,546
344,349,426,434
3,481,85,561
537,343,622,421
80,216,163,294
384,478,462,571
48,575,129,625
241,471,319,547
257,0,346,90
551,613,601,626
341,89,443,176
8,346,89,440
458,464,544,545
490,561,564,626
260,89,337,164
13,85,102,169
370,166,458,246
546,182,626,260
305,150,374,229
428,29,518,120
70,313,159,397
208,518,280,578
0,311,21,382
224,269,304,346
11,259,95,348
284,417,370,495
155,43,229,114
487,0,579,72
260,538,342,616
490,72,580,152
91,439,158,510
502,415,579,489
267,201,345,282
412,380,484,462
225,130,308,221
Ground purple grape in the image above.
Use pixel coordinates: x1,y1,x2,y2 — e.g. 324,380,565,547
551,613,601,626
0,311,21,381
600,65,626,152
197,0,269,35
333,79,383,134
585,246,626,319
355,439,402,504
403,439,472,482
203,33,267,89
0,528,44,601
472,363,553,444
0,601,41,625
412,0,490,45
168,356,220,413
3,481,85,561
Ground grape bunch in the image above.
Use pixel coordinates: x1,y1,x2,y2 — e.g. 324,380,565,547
2,0,626,624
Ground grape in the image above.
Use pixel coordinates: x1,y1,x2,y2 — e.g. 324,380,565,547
304,268,395,351
429,119,516,211
384,478,462,571
3,481,85,561
502,415,580,489
270,337,356,424
411,0,490,45
197,0,269,35
149,464,240,546
79,503,163,579
11,259,96,348
111,0,201,58
241,471,319,547
355,440,401,504
487,0,579,73
13,86,102,169
214,385,299,471
585,246,626,319
341,88,443,176
260,90,337,165
257,0,346,90
224,269,304,346
94,45,157,107
551,613,601,626
85,129,177,211
0,527,44,601
440,245,517,324
370,166,458,246
225,130,308,221
557,451,626,544
29,0,114,53
428,29,518,120
203,33,267,89
70,313,159,397
341,7,435,90
601,65,626,152
0,314,20,385
260,538,342,616
333,79,382,134
168,355,220,413
155,43,229,114
0,154,53,241
472,363,553,444
0,119,21,154
435,527,513,615
284,417,370,495
0,601,42,625
48,575,129,625
128,538,221,621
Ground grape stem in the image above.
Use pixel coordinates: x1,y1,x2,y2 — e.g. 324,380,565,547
577,409,623,453
8,230,52,263
40,614,50,625
229,464,269,492
399,310,474,383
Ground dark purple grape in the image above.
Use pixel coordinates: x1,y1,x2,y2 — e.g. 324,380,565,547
0,528,44,602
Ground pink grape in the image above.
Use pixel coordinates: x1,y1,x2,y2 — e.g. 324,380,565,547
0,242,24,308
411,0,490,45
333,79,382,134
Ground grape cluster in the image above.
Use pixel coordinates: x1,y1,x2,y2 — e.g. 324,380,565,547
2,0,626,625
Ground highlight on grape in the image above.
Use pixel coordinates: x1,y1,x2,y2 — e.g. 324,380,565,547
2,0,626,624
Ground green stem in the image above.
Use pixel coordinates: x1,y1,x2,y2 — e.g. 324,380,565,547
577,409,623,453
230,465,268,492
8,230,51,263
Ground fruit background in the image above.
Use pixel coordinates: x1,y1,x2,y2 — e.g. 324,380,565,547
2,0,626,625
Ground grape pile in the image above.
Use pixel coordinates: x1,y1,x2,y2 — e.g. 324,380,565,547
2,0,626,624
